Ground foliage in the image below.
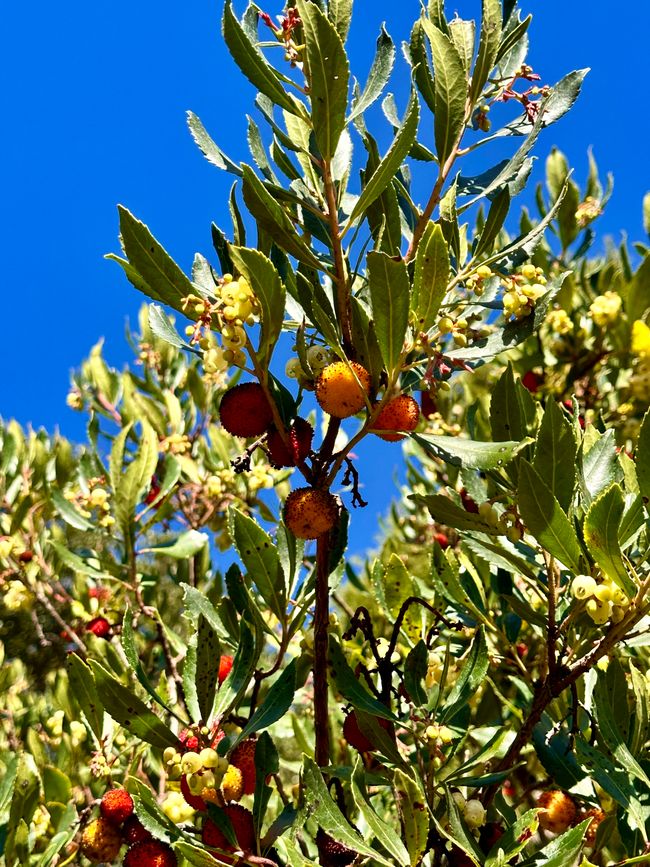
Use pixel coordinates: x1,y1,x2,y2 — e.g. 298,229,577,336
2,1,650,865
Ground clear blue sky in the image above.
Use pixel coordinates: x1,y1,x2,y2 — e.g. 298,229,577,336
2,1,649,551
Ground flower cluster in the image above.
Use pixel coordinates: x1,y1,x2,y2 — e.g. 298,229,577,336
589,291,622,328
502,264,548,320
571,574,631,624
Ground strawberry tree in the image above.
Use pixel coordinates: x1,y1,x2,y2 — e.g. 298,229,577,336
3,0,650,865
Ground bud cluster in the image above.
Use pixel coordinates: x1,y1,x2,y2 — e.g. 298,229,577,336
63,480,115,529
589,291,622,328
570,574,631,624
502,264,548,320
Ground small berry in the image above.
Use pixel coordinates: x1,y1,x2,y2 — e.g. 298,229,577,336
123,839,177,867
283,487,339,540
86,616,111,639
218,655,234,685
100,788,134,826
316,829,356,867
122,815,153,846
202,805,255,861
266,417,314,467
521,370,542,393
18,550,34,563
372,395,420,442
219,383,274,437
536,790,577,833
433,531,449,549
230,738,257,795
80,817,122,863
420,391,437,418
315,361,371,418
343,711,391,753
221,764,244,802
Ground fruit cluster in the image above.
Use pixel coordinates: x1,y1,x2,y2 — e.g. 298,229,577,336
502,264,548,320
570,574,631,624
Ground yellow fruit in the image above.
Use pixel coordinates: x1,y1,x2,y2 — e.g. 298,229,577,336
372,395,420,442
221,764,244,802
283,488,339,540
536,790,577,833
315,361,371,418
80,817,122,863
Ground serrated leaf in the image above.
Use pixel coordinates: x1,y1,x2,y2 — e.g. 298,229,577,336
542,68,589,127
66,655,104,740
223,1,303,117
89,661,180,749
148,303,189,350
529,820,590,867
114,420,159,535
470,0,502,102
351,758,410,863
49,541,110,579
253,732,278,835
183,614,221,724
211,621,259,723
349,26,395,122
517,459,583,572
367,250,410,374
328,635,397,721
474,186,510,258
122,608,178,717
594,673,650,790
230,507,285,621
395,770,430,867
412,223,450,332
490,362,535,444
238,659,299,742
383,554,421,644
449,18,476,73
532,713,585,790
414,493,499,534
422,19,468,163
485,809,538,866
327,0,352,42
229,245,286,365
413,432,530,470
345,88,419,229
637,409,650,507
583,484,636,597
187,111,242,176
441,627,489,721
533,398,577,511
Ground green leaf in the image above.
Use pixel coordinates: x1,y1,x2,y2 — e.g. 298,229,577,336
239,659,299,742
382,554,421,644
430,545,491,627
485,809,538,866
449,18,476,73
470,0,502,102
222,1,304,117
50,488,94,531
349,26,395,122
253,732,278,835
241,165,321,269
297,0,349,160
441,627,489,721
66,654,104,740
112,206,195,311
327,0,352,42
49,541,110,579
438,785,482,866
394,770,430,867
531,820,590,867
404,641,429,707
413,432,531,470
186,111,242,176
532,714,584,789
490,362,536,443
113,420,159,535
230,507,285,621
412,223,450,333
211,621,259,723
148,303,190,350
182,614,220,724
5,754,40,867
174,842,223,867
367,251,410,374
422,19,469,163
594,673,650,790
345,88,419,230
517,459,583,572
328,635,397,721
543,68,589,127
414,494,500,535
140,530,208,559
229,245,286,365
122,608,179,717
636,409,650,507
89,660,180,749
584,484,636,598
351,758,410,863
474,186,510,258
303,757,394,866
408,21,436,114
579,428,623,507
533,399,577,512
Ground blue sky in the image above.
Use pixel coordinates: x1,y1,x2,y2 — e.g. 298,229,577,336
2,0,649,551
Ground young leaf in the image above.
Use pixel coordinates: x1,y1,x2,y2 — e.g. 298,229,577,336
327,0,353,43
348,26,395,123
367,250,410,374
297,0,349,161
422,20,469,164
229,245,286,365
449,18,476,74
412,223,450,333
542,68,589,127
113,420,159,534
583,484,636,598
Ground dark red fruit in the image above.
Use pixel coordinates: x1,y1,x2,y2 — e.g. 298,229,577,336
144,476,161,505
180,775,206,812
480,822,504,853
86,616,111,638
342,711,391,753
420,391,437,418
459,489,479,514
219,383,274,438
433,531,449,549
230,738,256,795
521,370,542,393
18,550,34,563
218,654,234,685
202,805,255,862
123,839,177,867
266,417,313,467
316,829,356,867
447,848,475,867
178,729,200,753
122,815,153,845
100,787,134,825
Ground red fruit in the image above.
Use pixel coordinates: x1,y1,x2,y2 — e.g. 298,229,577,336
343,711,391,753
178,729,200,753
18,550,34,563
283,487,340,540
144,476,161,505
459,489,479,514
100,788,134,826
86,616,111,639
521,370,542,393
123,815,153,845
480,822,504,853
447,848,475,867
266,417,313,467
180,774,206,812
372,394,421,442
219,383,274,438
433,531,449,549
537,790,577,833
202,805,255,861
230,738,256,795
316,829,356,866
420,391,437,418
123,839,177,867
218,654,234,686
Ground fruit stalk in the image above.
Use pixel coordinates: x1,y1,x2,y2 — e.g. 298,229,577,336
314,531,332,768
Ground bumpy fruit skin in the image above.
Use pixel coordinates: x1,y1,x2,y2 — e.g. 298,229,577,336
123,815,153,845
283,488,339,540
180,774,206,812
218,383,274,437
230,738,256,795
315,361,371,418
80,817,122,863
202,805,255,862
123,839,177,867
266,417,314,467
218,654,234,686
537,790,577,833
372,395,420,442
316,829,356,867
583,807,606,846
342,711,391,753
86,616,111,638
221,764,244,802
100,788,134,825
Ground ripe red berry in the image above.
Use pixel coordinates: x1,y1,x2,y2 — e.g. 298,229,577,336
459,488,479,514
100,788,134,826
433,531,449,549
266,417,313,467
202,805,255,862
86,616,111,639
342,711,391,753
521,370,542,393
372,394,420,442
230,738,256,795
316,829,356,867
420,391,437,418
18,550,34,563
219,383,274,438
218,654,234,686
180,774,206,812
178,729,200,753
123,839,177,867
144,476,161,505
80,817,122,863
122,815,153,846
